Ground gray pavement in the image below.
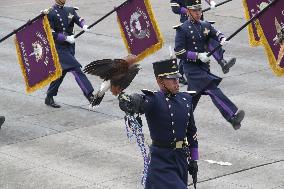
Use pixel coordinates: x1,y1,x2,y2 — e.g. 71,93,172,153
0,0,283,188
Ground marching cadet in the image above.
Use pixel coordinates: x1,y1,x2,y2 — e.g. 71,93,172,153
170,0,236,74
118,58,199,189
0,116,5,129
43,0,95,108
174,0,245,130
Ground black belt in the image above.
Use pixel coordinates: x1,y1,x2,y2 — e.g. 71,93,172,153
152,139,188,149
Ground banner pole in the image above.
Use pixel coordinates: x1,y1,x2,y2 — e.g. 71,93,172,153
75,0,131,38
202,0,233,13
0,14,44,43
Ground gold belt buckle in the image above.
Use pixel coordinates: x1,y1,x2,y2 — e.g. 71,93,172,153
175,141,183,149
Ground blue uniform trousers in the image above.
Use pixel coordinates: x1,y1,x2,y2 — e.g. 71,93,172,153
47,67,94,99
145,146,188,189
192,83,238,121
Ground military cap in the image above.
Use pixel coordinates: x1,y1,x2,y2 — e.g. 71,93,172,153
153,58,182,79
185,0,202,10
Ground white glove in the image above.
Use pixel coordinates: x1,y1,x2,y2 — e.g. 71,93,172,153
220,37,229,46
210,1,216,9
65,35,75,44
198,52,210,63
83,25,90,32
41,9,49,15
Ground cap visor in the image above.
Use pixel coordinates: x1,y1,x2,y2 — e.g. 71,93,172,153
163,73,182,79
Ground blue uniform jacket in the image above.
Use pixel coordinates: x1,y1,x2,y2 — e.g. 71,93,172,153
142,90,198,149
174,20,222,93
47,5,83,70
142,90,198,189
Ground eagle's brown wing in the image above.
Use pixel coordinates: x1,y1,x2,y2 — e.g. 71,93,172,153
84,59,128,80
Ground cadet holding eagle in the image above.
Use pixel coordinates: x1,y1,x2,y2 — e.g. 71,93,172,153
118,58,198,189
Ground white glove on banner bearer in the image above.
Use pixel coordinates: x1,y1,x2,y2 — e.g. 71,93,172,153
220,37,229,46
66,35,75,44
83,25,90,32
210,1,216,9
198,52,210,63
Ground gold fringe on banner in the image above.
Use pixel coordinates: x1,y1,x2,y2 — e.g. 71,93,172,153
242,0,262,47
256,20,284,76
14,36,30,92
42,15,62,87
14,15,62,93
117,0,164,62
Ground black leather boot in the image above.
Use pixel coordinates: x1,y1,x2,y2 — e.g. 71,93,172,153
218,58,236,74
90,91,105,108
229,110,245,130
0,116,5,129
45,96,61,108
87,93,95,104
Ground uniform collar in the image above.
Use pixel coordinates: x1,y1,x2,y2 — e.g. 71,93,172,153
54,3,64,9
190,19,200,25
160,90,177,99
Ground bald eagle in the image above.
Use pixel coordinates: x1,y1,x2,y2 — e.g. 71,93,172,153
84,55,140,107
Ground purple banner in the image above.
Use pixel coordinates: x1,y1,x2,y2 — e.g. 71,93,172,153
242,0,264,46
15,15,61,93
116,0,163,61
258,0,284,70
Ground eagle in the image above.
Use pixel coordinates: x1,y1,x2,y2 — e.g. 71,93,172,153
84,54,140,107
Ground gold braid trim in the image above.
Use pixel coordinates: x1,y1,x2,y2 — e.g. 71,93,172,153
158,71,179,77
117,0,164,62
242,0,262,47
256,20,284,76
42,15,62,87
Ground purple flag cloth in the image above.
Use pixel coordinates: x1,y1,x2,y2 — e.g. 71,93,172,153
116,0,163,61
242,0,262,46
242,0,284,76
258,0,284,69
15,15,62,93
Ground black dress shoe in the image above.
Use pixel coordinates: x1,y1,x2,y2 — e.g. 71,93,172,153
0,116,5,129
229,110,245,130
45,96,61,108
219,58,236,74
